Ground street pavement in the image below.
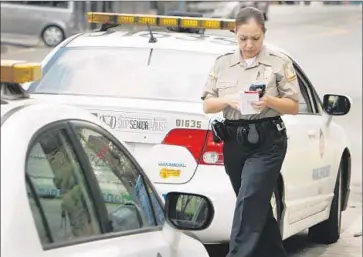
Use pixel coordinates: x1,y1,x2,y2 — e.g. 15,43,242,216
1,4,362,257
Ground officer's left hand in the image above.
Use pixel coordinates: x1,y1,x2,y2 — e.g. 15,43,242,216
251,97,268,112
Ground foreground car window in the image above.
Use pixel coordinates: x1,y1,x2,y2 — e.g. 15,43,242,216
29,47,219,102
75,127,165,231
26,129,101,246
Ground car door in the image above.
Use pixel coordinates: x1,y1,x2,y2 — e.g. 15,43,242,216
24,122,172,257
283,63,333,224
295,66,336,208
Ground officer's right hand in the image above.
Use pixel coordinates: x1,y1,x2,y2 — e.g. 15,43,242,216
223,95,241,111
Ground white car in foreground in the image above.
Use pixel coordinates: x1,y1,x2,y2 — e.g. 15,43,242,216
24,13,353,246
1,61,214,257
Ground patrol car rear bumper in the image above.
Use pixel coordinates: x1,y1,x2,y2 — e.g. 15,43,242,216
154,165,235,243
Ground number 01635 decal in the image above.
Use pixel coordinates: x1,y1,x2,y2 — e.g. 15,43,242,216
176,119,202,128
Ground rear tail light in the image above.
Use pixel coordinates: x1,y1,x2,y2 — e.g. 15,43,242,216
162,129,224,165
202,132,224,165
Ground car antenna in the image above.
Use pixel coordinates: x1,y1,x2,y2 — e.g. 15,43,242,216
146,23,157,43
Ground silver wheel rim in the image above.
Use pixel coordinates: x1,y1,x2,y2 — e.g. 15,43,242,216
43,26,63,46
271,192,278,220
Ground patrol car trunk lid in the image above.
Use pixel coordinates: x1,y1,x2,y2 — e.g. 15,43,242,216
31,94,218,184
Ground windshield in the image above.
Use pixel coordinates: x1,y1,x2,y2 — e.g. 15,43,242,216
30,47,219,102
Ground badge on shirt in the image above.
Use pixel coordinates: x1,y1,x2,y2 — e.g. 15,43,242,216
284,63,296,82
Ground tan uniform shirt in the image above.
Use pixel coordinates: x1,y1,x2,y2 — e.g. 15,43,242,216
201,45,300,120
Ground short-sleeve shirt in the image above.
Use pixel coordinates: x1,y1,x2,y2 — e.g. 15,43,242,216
201,45,300,120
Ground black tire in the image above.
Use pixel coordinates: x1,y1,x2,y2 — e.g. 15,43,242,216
308,161,342,244
41,25,65,47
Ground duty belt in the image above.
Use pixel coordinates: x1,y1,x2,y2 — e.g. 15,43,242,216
225,116,282,126
224,116,285,146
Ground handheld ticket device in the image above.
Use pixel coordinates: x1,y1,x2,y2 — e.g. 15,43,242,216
248,83,266,98
239,83,266,115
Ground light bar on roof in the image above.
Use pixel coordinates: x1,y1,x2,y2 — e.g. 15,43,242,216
87,12,235,30
1,60,42,83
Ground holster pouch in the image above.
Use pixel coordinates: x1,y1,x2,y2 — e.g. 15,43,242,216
225,116,285,146
211,117,227,143
247,124,260,144
237,124,260,146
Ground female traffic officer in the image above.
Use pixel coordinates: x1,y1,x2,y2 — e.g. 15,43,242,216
201,7,300,257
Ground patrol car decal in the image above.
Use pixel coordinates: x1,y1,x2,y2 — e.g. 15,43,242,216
312,165,331,180
158,162,186,179
158,162,186,168
93,112,168,132
159,168,181,179
176,119,202,128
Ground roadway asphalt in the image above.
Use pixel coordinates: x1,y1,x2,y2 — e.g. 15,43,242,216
1,4,362,257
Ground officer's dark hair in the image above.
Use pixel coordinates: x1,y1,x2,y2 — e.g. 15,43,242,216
235,7,267,34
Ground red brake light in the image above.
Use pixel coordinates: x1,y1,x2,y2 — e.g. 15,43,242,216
162,129,224,165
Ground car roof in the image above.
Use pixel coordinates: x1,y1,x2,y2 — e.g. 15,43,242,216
66,29,293,58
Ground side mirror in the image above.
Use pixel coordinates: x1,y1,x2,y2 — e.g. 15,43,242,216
164,192,214,231
323,94,351,116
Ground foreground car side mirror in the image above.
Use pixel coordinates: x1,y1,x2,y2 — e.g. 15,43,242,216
164,192,214,231
323,94,351,116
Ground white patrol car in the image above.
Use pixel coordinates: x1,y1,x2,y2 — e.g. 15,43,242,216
23,13,353,245
1,60,215,257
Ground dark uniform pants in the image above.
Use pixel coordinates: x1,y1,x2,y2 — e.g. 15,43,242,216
223,121,288,257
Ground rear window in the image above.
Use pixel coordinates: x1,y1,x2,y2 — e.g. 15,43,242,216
29,47,219,102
